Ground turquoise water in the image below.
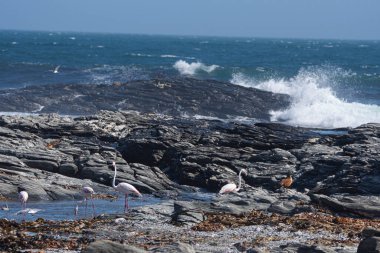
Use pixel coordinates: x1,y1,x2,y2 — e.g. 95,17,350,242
0,30,379,128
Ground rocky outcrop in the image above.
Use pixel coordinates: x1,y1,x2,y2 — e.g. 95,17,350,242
0,110,379,219
0,78,290,120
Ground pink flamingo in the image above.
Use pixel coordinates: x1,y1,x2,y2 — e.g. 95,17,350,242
82,186,96,217
219,169,248,194
18,190,28,220
112,161,142,213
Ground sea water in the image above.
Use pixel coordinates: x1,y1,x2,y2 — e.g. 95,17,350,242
0,30,379,128
0,195,161,221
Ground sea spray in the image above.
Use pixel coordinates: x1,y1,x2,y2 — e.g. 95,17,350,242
231,67,380,128
174,60,219,75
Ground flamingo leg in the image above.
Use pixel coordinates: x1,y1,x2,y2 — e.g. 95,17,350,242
85,198,88,217
124,193,129,213
91,197,96,217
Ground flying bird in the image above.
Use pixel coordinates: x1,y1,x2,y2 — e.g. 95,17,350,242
219,169,248,194
112,161,142,213
53,65,60,74
82,186,96,217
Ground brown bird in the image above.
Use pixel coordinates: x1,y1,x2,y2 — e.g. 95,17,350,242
280,172,293,188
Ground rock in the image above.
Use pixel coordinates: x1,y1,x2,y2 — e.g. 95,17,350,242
83,240,147,253
311,194,380,218
357,237,380,253
114,218,127,224
0,78,291,120
150,242,195,253
268,200,297,214
172,201,204,226
362,227,380,238
59,162,78,176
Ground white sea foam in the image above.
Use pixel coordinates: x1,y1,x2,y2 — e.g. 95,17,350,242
231,67,380,128
161,54,178,58
173,60,219,76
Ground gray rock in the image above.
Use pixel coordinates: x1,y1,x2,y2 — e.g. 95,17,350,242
83,240,147,253
150,242,195,253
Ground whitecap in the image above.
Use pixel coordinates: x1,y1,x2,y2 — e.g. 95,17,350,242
161,54,178,58
11,41,18,45
231,67,380,128
173,60,219,76
69,37,76,40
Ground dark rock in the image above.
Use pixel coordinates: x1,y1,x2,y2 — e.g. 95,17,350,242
357,237,380,253
362,227,380,238
0,78,290,120
311,194,380,218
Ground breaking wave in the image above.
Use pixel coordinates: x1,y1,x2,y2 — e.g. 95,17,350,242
173,60,219,76
231,67,380,128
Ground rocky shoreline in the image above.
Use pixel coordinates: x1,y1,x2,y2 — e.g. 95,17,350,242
0,109,378,252
0,78,379,252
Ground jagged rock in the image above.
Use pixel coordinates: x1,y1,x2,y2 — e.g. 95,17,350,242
0,109,378,219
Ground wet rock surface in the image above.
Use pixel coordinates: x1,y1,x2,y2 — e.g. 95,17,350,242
0,107,378,251
0,78,290,120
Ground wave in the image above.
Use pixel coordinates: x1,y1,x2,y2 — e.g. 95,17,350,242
231,67,380,128
173,60,219,76
160,54,178,58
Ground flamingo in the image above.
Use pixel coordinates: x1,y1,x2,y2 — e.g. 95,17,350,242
18,190,28,220
219,169,248,194
112,161,142,213
82,186,96,217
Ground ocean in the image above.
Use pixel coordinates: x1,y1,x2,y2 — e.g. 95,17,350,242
0,30,379,128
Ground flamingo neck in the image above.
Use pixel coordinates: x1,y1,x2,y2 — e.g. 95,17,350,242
236,170,243,191
112,164,117,188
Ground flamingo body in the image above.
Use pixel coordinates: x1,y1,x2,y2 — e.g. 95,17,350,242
18,191,28,207
112,161,142,212
219,169,248,194
114,182,142,197
219,183,238,194
82,186,96,217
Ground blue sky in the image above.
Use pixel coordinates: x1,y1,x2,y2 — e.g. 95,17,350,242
0,0,379,40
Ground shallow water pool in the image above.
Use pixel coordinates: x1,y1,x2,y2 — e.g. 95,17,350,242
0,195,161,222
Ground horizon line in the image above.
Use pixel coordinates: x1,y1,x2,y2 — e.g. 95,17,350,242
1,28,379,43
